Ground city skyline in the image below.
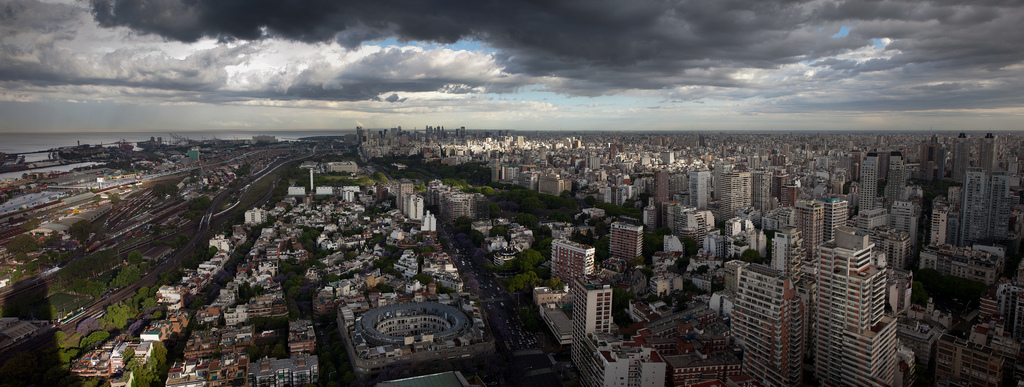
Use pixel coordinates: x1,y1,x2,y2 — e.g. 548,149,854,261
2,0,1024,132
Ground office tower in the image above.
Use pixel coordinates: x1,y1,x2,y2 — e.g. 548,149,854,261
751,169,773,213
815,227,898,386
980,132,998,173
655,170,671,225
888,201,919,250
587,155,602,170
930,198,949,246
772,226,805,278
885,151,907,208
821,197,848,243
551,239,595,285
936,147,948,179
719,171,751,221
859,153,879,212
959,169,1012,246
953,133,969,182
395,180,414,212
733,264,804,387
490,160,499,182
922,135,939,180
571,276,615,387
796,200,824,262
712,161,733,200
610,222,644,263
688,170,711,209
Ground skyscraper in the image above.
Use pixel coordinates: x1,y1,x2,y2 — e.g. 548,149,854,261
859,153,878,212
719,171,751,220
796,200,824,262
751,169,773,213
980,132,997,173
733,264,804,387
959,169,1012,246
688,169,711,209
551,239,595,285
821,197,849,244
953,133,969,182
885,151,906,208
712,160,733,201
610,222,644,263
815,227,898,386
655,170,671,226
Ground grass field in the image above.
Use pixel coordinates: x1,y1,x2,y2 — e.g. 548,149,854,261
49,293,93,314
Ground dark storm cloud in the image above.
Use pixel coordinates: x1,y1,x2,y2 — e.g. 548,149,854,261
87,0,1024,96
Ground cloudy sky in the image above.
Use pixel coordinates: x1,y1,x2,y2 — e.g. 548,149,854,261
1,0,1023,132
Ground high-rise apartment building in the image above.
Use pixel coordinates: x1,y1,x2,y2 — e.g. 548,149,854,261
772,227,806,277
935,334,1004,387
395,180,414,212
796,200,824,262
688,170,711,209
980,132,997,173
815,227,898,386
733,264,804,387
959,169,1012,246
930,198,949,246
572,276,615,387
751,169,773,213
610,222,643,263
888,201,919,248
719,171,751,221
859,153,878,212
822,197,848,244
885,151,907,208
551,239,595,285
712,161,733,201
953,132,969,182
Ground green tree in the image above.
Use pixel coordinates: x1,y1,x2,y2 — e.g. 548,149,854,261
911,281,929,306
584,195,596,206
508,271,540,292
8,234,39,255
681,237,698,256
514,213,538,228
739,249,764,264
412,273,434,285
508,249,545,272
54,330,67,349
69,219,93,244
109,193,121,204
521,197,544,213
128,249,144,265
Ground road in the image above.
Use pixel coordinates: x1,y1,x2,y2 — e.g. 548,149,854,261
437,218,561,387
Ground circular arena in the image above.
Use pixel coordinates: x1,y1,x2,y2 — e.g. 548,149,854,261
356,302,470,346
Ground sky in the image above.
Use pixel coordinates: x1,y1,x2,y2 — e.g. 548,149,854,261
1,0,1023,132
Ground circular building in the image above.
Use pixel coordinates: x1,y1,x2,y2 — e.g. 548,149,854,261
356,302,470,346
